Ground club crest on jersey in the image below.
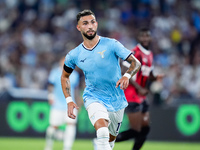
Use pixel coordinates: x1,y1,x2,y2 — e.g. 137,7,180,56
97,50,106,58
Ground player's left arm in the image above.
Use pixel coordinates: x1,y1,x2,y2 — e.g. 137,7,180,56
116,54,141,90
74,70,83,108
61,67,79,119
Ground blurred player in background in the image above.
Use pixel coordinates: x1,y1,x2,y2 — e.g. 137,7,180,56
61,9,141,150
44,57,80,150
116,28,163,150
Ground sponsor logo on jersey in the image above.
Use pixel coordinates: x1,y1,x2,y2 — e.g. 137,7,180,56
142,57,148,63
141,65,152,76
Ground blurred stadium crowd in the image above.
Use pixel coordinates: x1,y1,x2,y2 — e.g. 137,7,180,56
0,0,200,105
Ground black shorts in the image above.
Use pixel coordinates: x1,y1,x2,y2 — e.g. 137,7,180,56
141,100,149,113
125,100,149,113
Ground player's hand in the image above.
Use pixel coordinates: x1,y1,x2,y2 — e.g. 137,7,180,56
67,102,79,119
116,76,129,90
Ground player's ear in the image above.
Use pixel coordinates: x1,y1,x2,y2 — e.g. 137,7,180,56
76,24,81,31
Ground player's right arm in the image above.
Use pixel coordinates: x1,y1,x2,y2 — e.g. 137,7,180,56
116,54,141,90
61,69,71,99
61,65,79,119
122,59,148,96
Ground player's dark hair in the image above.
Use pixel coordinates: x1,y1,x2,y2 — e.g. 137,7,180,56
139,27,150,34
76,9,95,23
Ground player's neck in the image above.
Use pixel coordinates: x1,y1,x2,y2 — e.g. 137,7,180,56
83,35,100,50
138,43,151,55
139,43,149,51
140,44,149,50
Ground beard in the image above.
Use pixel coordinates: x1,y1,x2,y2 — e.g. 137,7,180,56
83,31,97,40
141,42,150,50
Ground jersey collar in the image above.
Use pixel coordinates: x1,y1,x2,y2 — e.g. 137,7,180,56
82,36,101,51
138,44,151,55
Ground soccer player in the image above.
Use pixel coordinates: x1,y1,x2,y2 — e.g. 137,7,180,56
44,57,80,150
61,9,141,150
115,28,163,150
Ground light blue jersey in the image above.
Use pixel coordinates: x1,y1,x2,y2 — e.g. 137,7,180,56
48,67,79,110
65,37,131,112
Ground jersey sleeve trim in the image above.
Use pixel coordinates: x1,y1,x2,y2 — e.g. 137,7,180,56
124,52,132,61
63,64,73,73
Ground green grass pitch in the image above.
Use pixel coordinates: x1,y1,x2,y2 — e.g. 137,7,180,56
0,137,199,150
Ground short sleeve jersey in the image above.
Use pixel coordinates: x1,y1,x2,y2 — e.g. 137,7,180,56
48,67,79,110
64,36,131,112
124,44,153,103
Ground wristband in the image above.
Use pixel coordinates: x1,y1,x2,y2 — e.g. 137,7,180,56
123,73,131,79
66,97,73,104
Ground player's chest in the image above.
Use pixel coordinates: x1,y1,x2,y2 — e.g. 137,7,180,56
76,48,112,71
140,53,153,66
140,53,153,76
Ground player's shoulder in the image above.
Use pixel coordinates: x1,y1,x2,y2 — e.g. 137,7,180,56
131,45,140,54
100,36,117,44
132,45,140,51
137,44,153,56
